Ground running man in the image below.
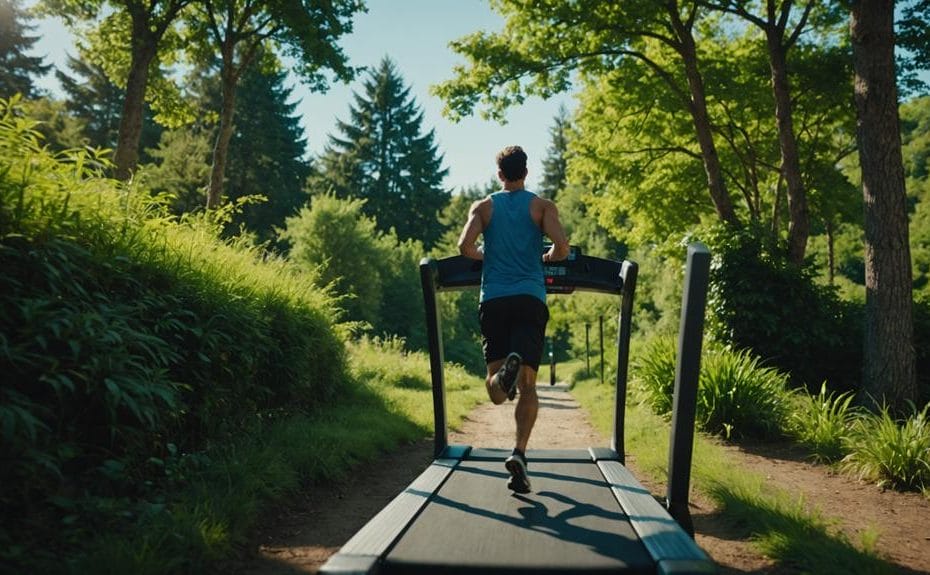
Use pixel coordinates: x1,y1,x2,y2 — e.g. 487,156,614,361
457,145,570,493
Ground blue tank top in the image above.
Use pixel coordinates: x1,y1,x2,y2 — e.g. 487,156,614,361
480,189,546,304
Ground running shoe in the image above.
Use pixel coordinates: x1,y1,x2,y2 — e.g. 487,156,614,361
505,452,531,493
494,352,522,401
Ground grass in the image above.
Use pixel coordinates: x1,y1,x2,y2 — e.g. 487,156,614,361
62,340,486,574
842,402,930,492
0,98,492,574
790,383,859,463
568,364,900,575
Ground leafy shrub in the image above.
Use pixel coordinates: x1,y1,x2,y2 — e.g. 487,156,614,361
842,402,930,491
0,98,347,570
633,335,792,439
702,222,862,393
789,383,859,463
698,346,792,440
632,335,678,415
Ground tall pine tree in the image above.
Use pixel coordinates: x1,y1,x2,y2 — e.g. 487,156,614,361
310,57,449,249
538,104,571,201
225,62,311,245
0,0,51,99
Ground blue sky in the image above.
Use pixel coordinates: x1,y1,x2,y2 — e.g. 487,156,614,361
29,0,575,193
27,1,928,193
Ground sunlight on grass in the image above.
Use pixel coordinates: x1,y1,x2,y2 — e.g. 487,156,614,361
568,367,896,574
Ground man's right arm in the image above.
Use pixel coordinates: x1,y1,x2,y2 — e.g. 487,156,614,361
541,200,570,262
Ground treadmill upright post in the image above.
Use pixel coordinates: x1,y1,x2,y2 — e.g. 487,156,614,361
666,243,711,537
419,258,448,458
612,260,638,462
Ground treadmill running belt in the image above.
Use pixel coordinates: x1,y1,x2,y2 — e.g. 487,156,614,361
383,459,654,574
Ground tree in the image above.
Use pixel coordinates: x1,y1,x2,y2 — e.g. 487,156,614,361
700,1,840,263
43,0,193,180
311,57,450,249
538,104,571,201
896,0,930,96
224,61,310,245
851,0,917,411
433,1,740,227
56,53,162,156
281,194,386,327
140,127,212,214
184,0,362,210
0,0,51,99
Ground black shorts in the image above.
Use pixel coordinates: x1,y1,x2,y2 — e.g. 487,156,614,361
478,295,549,371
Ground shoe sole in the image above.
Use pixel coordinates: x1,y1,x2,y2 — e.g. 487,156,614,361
499,353,522,401
505,456,531,494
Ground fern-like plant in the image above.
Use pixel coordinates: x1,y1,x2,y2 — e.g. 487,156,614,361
842,402,930,491
789,383,858,463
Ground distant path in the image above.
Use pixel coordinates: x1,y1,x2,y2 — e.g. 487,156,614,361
448,381,604,449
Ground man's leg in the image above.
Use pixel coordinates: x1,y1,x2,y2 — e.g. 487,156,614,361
485,358,508,405
513,366,539,452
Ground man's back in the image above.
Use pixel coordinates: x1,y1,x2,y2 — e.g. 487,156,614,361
481,190,545,304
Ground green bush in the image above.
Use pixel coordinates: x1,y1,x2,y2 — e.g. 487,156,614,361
0,98,347,570
698,346,792,440
632,335,678,415
789,383,859,463
633,335,792,439
703,222,862,393
842,402,930,491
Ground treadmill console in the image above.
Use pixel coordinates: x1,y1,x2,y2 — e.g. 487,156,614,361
430,245,624,295
542,244,581,294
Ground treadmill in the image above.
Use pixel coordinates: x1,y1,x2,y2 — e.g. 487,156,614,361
321,244,716,574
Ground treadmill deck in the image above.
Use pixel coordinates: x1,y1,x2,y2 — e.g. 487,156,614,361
384,454,653,574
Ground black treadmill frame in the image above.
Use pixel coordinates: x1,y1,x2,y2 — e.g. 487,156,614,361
419,250,638,461
321,245,716,575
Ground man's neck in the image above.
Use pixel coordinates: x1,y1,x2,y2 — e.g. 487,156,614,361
502,179,525,191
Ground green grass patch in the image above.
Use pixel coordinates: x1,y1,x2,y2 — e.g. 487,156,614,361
632,335,793,440
36,340,485,574
568,365,897,574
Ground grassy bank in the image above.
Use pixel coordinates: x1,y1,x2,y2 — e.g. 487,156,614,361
0,99,486,574
66,341,484,575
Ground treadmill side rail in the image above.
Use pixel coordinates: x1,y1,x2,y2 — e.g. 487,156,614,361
598,460,717,574
321,458,460,574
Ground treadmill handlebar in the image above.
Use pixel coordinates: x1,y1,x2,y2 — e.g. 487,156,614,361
421,246,625,295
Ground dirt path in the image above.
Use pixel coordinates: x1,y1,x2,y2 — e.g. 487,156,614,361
232,383,930,574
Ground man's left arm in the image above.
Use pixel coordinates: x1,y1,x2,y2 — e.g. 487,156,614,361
458,200,485,260
542,201,570,262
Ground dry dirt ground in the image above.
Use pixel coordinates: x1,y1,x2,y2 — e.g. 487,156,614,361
232,383,930,574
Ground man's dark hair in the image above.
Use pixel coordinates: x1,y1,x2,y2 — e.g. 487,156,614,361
496,146,528,182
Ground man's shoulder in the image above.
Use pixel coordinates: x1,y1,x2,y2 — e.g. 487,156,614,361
529,194,556,209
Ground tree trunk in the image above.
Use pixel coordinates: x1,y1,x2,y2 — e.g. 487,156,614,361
767,29,809,264
113,19,157,181
207,59,238,209
668,3,740,227
851,0,917,413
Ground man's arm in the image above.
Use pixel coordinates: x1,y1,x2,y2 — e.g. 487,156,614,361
541,200,570,262
458,199,487,260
